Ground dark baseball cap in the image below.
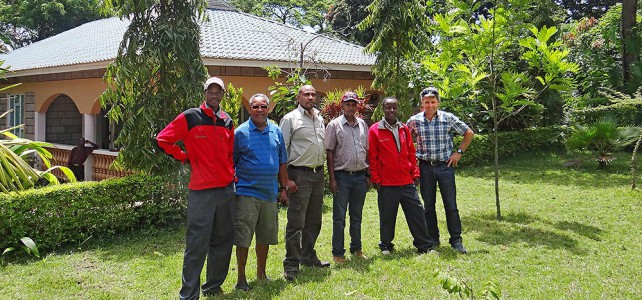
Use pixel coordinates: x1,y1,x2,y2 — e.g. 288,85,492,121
420,87,439,99
341,92,359,102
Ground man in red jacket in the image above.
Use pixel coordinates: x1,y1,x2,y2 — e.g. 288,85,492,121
157,77,235,299
368,97,436,255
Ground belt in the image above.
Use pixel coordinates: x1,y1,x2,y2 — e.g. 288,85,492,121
420,159,447,166
289,165,323,173
335,169,368,176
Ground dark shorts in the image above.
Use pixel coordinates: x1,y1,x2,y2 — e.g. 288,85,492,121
234,195,279,247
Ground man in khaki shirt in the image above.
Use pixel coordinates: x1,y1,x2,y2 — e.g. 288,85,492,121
280,85,329,281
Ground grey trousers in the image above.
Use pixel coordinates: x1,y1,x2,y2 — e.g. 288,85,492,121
180,184,235,300
283,167,325,273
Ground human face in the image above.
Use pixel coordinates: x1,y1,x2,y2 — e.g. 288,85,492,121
422,95,440,118
297,85,317,112
341,101,358,119
249,97,269,125
205,84,224,111
383,98,398,124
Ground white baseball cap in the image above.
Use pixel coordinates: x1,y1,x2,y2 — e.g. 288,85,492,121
204,77,225,91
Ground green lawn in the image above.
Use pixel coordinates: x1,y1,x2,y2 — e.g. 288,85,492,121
1,151,641,299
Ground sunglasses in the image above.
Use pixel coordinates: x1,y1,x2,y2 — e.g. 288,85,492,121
251,105,269,110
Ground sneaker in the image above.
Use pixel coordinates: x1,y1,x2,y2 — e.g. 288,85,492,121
451,241,467,254
381,250,391,255
353,251,369,259
332,256,346,264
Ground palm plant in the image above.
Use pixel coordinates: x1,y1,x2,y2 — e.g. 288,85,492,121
1,110,76,192
1,61,75,192
566,116,641,168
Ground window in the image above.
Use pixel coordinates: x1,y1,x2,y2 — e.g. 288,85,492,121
8,94,24,137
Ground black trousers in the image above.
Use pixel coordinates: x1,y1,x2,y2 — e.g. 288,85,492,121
377,184,436,252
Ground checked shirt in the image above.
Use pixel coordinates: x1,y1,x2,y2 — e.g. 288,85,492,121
406,110,469,162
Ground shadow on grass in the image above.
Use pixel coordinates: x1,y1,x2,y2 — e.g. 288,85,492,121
462,211,604,255
459,151,633,189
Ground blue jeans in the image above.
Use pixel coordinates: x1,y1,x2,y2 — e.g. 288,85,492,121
331,171,367,256
419,161,462,245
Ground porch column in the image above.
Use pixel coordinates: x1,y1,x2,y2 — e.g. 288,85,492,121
34,112,46,141
83,114,97,181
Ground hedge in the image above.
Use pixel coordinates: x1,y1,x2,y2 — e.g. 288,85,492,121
456,126,570,165
0,174,187,252
570,102,642,126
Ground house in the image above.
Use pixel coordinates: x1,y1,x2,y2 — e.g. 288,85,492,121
0,0,376,180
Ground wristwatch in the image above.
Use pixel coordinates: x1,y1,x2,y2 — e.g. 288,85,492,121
456,148,464,155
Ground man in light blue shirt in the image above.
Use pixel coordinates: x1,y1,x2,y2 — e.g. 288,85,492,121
233,93,294,291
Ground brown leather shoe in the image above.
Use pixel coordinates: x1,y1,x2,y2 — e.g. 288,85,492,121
332,256,346,264
353,251,369,259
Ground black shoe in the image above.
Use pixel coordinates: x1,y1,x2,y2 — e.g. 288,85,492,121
284,271,297,282
451,241,467,254
235,281,250,291
303,260,331,268
202,286,223,297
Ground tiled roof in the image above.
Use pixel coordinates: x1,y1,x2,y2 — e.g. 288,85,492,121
0,8,374,76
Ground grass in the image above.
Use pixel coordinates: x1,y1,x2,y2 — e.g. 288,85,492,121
1,151,641,299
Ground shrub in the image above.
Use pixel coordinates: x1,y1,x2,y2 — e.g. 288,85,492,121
570,89,642,126
457,127,570,165
0,174,186,252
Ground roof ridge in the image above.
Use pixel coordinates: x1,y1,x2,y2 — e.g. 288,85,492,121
223,9,366,51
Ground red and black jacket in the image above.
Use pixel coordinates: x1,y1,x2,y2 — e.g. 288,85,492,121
157,102,235,190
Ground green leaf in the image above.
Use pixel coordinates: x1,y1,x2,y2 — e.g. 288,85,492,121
20,237,40,258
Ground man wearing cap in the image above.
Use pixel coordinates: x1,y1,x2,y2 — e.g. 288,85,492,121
406,87,474,254
157,77,236,298
279,84,329,281
368,97,436,255
325,92,370,264
232,93,295,291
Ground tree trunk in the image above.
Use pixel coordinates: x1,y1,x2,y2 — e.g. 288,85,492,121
632,133,642,189
621,0,638,87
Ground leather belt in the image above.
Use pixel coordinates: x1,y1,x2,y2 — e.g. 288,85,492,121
289,165,323,173
420,160,447,166
335,169,368,176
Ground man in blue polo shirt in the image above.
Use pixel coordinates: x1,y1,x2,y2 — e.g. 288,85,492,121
233,93,296,291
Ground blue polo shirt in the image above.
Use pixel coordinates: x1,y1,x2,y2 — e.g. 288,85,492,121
234,119,287,201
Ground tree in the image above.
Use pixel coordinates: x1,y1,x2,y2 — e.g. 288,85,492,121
229,0,331,31
327,0,373,46
0,0,104,49
553,0,618,20
358,0,431,121
421,0,577,219
621,0,639,89
100,0,208,176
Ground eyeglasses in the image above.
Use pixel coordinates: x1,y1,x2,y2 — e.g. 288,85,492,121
251,105,268,110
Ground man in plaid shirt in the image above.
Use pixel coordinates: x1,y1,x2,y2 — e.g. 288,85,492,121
406,87,474,254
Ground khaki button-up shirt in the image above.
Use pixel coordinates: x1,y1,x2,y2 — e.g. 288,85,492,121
280,105,326,168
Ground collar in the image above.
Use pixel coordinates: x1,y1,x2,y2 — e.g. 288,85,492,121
339,114,360,126
200,102,226,119
422,110,443,122
297,105,318,118
248,118,271,132
378,117,403,129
